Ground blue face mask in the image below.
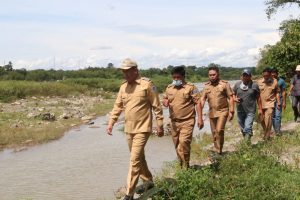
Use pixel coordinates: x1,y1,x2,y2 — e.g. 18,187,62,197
172,80,183,87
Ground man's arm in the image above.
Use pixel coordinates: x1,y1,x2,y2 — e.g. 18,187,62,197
289,85,294,96
282,88,287,110
275,82,281,110
195,101,204,129
148,83,164,137
228,94,235,121
107,89,123,135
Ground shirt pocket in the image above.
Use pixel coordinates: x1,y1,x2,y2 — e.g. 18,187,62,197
134,89,147,101
121,93,129,105
167,93,175,102
183,91,190,99
204,88,211,96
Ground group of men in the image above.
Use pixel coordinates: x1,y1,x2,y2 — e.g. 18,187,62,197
106,58,300,200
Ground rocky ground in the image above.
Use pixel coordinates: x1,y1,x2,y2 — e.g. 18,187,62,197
0,94,114,150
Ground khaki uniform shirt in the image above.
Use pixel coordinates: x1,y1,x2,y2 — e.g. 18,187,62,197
164,82,200,120
109,77,163,133
257,78,279,109
202,80,233,118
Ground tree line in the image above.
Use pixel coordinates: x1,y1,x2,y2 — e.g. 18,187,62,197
0,62,257,82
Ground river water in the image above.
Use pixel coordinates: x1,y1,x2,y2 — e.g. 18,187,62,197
0,82,235,200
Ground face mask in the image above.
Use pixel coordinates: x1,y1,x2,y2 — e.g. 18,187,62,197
240,82,249,91
172,80,183,87
264,77,272,83
267,78,273,83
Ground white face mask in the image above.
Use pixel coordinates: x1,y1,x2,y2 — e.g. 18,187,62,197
172,80,183,87
240,82,249,91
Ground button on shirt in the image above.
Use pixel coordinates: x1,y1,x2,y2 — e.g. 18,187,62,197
257,78,279,109
164,82,200,120
109,77,163,133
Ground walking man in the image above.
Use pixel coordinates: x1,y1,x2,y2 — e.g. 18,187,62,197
201,65,234,155
257,67,280,140
271,68,286,133
106,58,164,200
289,65,300,122
233,69,260,142
163,66,204,168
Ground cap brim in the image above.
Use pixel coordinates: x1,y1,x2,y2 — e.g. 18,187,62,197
118,66,132,70
242,73,251,75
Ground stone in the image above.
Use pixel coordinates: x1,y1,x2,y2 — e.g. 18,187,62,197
41,113,56,121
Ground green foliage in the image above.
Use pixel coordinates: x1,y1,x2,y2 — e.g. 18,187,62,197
0,81,88,102
154,132,300,200
257,19,300,78
265,0,300,19
62,78,122,92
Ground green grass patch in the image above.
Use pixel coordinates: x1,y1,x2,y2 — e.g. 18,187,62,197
0,80,88,102
153,129,300,200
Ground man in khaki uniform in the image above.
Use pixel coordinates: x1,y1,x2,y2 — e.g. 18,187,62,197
257,67,280,140
201,65,234,155
106,58,164,200
163,66,204,168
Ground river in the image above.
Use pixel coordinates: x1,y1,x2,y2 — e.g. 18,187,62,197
0,81,236,200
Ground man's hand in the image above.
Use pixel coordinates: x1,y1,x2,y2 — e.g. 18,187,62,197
162,98,169,107
106,124,113,136
228,112,234,121
258,109,264,122
197,117,204,130
282,102,286,110
234,97,241,103
156,126,164,137
277,103,281,110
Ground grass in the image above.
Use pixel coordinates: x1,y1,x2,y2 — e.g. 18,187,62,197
153,128,300,200
0,80,88,102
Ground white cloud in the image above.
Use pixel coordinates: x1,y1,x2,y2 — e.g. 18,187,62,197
1,0,298,70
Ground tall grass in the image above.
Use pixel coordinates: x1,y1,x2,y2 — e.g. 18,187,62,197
0,81,88,102
153,129,300,200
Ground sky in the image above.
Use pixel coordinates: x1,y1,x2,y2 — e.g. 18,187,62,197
0,0,299,70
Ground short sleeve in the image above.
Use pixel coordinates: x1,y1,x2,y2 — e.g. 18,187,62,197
190,85,201,103
232,81,240,94
225,83,233,97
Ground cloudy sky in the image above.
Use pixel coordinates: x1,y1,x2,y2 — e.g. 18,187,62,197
0,0,299,69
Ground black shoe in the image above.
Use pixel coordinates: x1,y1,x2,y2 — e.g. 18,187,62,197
123,195,133,200
135,182,154,194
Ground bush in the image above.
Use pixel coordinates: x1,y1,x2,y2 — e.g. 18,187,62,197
154,140,300,200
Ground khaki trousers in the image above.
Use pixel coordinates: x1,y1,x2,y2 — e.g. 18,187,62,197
126,132,152,196
209,115,228,154
170,118,195,168
261,107,274,139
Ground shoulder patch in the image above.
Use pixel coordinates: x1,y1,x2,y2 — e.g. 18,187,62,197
204,81,210,85
152,85,157,92
220,80,228,83
192,87,199,94
186,82,194,86
167,84,174,88
121,80,127,84
141,77,151,82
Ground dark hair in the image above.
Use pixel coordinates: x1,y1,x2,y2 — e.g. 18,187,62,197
271,68,278,74
171,66,185,77
208,65,219,73
262,67,272,73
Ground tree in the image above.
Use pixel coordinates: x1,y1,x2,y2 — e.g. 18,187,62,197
257,19,300,77
4,61,13,71
265,0,300,19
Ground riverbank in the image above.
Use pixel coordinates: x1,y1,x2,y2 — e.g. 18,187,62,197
0,94,114,151
149,119,300,200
